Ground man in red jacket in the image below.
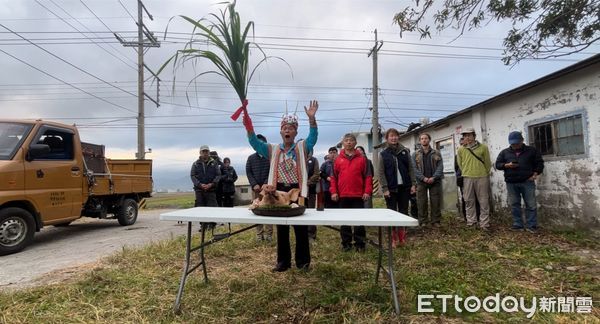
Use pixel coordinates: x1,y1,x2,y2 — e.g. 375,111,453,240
330,133,373,252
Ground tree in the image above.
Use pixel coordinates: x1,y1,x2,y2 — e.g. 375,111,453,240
393,0,600,65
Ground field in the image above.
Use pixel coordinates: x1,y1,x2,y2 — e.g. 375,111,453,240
1,194,598,323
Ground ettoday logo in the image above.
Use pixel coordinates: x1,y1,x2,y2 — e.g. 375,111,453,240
417,294,593,318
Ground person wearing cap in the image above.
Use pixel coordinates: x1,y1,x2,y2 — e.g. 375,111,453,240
455,136,481,222
242,100,319,272
330,133,373,252
456,127,492,231
377,128,414,247
246,134,273,242
495,131,544,233
190,145,221,208
412,132,444,228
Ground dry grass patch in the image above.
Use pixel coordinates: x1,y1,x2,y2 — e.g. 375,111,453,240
0,214,598,323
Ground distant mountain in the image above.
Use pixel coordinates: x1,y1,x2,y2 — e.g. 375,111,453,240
153,170,192,192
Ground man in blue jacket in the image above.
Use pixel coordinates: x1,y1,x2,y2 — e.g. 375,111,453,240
495,131,544,233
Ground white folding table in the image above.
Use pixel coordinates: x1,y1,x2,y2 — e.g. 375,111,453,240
160,207,418,314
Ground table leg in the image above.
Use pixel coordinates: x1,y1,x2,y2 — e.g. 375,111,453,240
387,226,401,314
173,222,193,314
375,227,383,284
172,223,258,313
199,224,208,283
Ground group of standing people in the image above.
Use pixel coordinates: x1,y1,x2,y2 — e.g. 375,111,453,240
192,98,545,273
455,127,544,233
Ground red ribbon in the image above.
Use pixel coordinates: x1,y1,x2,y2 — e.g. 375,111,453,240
230,99,249,121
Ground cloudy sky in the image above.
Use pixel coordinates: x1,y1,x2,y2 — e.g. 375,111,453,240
0,0,596,190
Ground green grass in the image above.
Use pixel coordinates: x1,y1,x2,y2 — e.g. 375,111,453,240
1,209,598,322
145,192,195,209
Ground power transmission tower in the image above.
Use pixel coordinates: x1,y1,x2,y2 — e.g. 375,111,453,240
115,0,160,160
368,29,383,175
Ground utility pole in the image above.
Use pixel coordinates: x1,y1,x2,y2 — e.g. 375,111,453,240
368,29,383,175
115,0,160,160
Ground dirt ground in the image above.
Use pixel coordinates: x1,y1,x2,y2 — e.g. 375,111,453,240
0,209,187,291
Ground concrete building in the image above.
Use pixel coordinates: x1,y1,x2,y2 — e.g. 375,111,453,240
234,175,252,205
395,54,600,233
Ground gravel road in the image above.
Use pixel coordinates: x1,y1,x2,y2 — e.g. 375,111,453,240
0,209,187,291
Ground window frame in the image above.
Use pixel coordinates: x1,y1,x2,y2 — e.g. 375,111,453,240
31,125,76,161
524,109,588,161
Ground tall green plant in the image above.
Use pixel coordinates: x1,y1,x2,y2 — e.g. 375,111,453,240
159,2,288,120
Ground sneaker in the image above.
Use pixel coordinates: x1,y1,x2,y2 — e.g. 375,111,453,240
342,245,353,252
526,227,539,234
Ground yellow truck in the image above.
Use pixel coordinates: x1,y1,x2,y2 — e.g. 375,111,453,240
0,119,152,255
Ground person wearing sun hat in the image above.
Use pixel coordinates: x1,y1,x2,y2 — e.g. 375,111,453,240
495,131,544,233
243,100,319,272
456,127,492,232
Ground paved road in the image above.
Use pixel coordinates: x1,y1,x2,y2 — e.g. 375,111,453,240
0,209,187,290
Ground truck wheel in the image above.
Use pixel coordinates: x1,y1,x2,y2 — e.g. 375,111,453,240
117,199,138,226
0,208,35,255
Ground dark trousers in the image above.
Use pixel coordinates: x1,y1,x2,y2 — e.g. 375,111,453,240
409,193,418,218
384,186,410,215
222,192,234,207
215,187,223,207
324,191,338,209
194,190,217,207
307,192,317,239
275,183,310,268
339,198,366,248
417,182,442,225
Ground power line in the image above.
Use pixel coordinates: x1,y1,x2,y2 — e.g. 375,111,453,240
0,24,138,98
78,0,138,66
34,0,137,71
118,0,137,23
0,48,135,113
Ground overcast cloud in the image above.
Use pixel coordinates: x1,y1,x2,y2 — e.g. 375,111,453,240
0,0,595,190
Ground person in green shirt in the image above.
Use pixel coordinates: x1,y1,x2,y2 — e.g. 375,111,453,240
456,128,492,231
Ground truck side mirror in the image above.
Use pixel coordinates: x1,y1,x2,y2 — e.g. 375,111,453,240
26,144,50,161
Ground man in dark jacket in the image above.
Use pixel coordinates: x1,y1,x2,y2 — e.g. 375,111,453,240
320,147,338,209
220,157,238,207
245,134,272,242
495,131,544,233
191,145,221,207
412,133,444,227
210,151,224,207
